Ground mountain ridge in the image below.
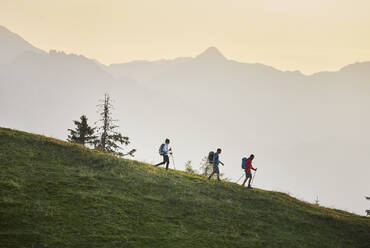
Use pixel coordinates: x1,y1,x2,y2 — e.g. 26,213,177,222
1,25,369,76
0,25,45,64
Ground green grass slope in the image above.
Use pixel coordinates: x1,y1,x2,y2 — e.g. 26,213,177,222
0,127,369,248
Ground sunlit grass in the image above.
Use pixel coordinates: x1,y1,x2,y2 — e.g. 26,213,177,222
0,127,369,248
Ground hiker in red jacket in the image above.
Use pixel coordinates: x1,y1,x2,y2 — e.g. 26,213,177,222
242,154,257,189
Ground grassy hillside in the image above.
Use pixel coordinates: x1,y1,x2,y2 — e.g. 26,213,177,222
0,127,369,248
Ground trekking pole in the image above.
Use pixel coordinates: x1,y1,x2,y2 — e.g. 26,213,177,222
171,153,176,170
251,170,257,185
236,173,245,184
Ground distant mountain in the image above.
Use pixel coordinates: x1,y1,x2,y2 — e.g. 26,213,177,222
105,46,304,97
107,56,192,83
0,25,45,64
0,27,171,149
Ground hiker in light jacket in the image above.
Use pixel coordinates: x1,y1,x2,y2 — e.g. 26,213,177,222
155,139,171,170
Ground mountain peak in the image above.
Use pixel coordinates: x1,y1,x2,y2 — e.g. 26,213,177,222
195,47,226,61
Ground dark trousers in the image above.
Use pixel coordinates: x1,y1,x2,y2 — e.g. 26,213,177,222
155,155,170,170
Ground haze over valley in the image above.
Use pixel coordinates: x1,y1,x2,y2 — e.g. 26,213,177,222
1,25,369,215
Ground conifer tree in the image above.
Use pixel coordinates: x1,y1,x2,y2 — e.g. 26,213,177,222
185,160,196,174
67,115,96,146
94,94,136,157
199,156,212,176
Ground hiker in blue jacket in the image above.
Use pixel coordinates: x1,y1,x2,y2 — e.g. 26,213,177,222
208,148,224,181
155,139,171,170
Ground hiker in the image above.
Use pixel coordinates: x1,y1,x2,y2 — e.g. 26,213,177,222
242,154,257,188
155,139,171,170
208,148,224,181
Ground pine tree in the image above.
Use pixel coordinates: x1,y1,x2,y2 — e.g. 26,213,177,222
94,94,136,157
67,115,96,146
185,160,196,174
199,156,212,176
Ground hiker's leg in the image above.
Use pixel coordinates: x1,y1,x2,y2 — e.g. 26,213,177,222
245,172,252,187
165,155,170,170
247,177,252,187
242,177,247,186
155,155,166,166
208,172,214,180
216,167,220,181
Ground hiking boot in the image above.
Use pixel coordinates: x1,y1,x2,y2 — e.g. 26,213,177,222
248,186,253,189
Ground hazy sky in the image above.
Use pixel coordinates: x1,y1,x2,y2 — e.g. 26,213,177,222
1,0,370,74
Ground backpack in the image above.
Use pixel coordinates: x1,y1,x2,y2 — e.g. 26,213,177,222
241,157,247,169
159,144,165,155
208,151,214,164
